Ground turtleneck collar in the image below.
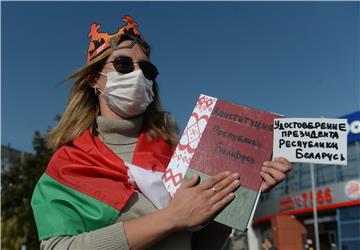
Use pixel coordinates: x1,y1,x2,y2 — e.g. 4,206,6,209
96,116,143,145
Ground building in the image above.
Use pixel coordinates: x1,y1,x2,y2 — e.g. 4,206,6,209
1,144,31,172
251,111,360,250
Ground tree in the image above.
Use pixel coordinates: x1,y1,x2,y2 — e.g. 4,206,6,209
2,130,53,250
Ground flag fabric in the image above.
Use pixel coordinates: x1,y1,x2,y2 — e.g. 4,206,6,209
31,130,173,240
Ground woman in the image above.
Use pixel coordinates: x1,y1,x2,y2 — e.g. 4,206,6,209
31,16,292,250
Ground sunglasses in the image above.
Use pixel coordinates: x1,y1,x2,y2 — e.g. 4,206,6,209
106,56,159,80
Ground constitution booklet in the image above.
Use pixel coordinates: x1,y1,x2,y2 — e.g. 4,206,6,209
162,94,281,231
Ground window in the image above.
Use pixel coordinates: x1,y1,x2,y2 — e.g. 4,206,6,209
284,167,299,194
337,144,360,181
316,165,336,186
341,222,360,238
339,206,360,250
342,240,360,250
340,206,360,221
299,164,311,190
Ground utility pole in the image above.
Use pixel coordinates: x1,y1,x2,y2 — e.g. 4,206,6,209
310,163,320,250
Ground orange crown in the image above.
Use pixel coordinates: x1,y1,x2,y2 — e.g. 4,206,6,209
86,15,142,62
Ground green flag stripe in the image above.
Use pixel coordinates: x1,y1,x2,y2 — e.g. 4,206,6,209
31,173,120,240
185,168,258,231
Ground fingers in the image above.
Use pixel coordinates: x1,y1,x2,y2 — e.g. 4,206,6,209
211,193,235,212
275,156,293,172
260,171,276,190
171,170,241,229
183,171,239,210
199,171,231,190
209,177,240,204
204,172,240,212
261,166,286,184
181,174,200,188
260,157,292,191
264,157,293,173
211,173,240,193
261,157,292,183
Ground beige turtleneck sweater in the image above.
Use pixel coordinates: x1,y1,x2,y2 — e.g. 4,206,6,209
96,115,143,163
40,116,192,250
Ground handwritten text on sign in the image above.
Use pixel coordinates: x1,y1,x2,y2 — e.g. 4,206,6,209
273,118,347,165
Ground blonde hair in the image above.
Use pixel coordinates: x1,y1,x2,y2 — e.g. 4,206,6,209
48,42,178,150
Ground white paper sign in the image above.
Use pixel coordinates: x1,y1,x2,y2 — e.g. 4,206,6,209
273,118,348,165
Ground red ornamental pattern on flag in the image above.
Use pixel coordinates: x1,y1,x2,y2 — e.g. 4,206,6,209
163,94,217,197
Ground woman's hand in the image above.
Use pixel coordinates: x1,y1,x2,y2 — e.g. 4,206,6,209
166,171,240,230
124,172,240,250
260,156,293,192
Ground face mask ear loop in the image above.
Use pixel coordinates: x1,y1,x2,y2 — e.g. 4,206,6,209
94,87,104,95
94,72,107,96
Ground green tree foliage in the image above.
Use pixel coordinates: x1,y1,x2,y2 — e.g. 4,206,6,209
2,130,53,250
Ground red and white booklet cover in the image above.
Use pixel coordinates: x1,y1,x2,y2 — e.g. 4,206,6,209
163,94,281,231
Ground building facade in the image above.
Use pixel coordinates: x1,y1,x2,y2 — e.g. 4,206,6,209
1,144,31,172
251,111,360,250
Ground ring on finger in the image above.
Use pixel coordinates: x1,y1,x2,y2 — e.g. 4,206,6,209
211,187,217,193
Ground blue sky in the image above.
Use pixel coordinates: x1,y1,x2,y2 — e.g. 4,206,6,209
2,2,359,153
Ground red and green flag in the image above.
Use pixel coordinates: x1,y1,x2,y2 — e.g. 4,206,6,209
31,131,173,240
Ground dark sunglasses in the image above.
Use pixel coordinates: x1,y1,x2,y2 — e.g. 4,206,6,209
106,56,159,80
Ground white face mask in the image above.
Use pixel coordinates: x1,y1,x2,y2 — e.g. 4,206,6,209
98,69,154,118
